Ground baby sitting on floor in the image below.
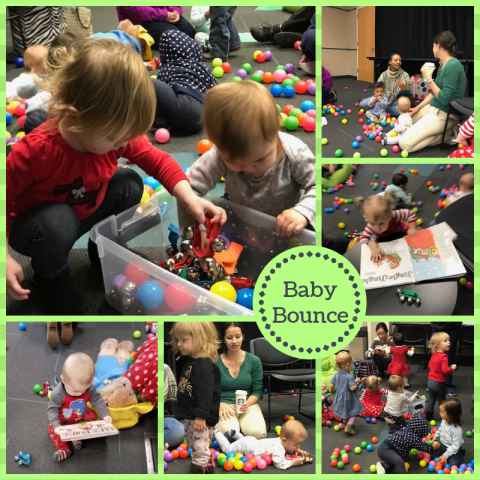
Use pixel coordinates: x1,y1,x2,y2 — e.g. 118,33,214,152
381,96,413,146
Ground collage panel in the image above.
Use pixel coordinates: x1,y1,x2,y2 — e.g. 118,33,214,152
321,6,474,159
322,321,474,475
163,321,316,474
5,321,159,474
6,6,316,318
322,163,473,316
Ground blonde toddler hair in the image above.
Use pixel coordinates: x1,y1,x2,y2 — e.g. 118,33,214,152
460,173,474,192
37,38,156,144
388,374,404,391
170,322,221,362
355,190,397,221
361,375,382,392
203,80,280,158
335,351,354,370
23,45,49,74
62,353,95,386
428,332,450,353
280,419,307,441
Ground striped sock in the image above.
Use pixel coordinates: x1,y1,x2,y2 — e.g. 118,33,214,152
53,449,72,462
73,439,83,450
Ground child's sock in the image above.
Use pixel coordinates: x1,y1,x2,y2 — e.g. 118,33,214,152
403,376,410,387
224,429,243,441
53,449,72,462
72,439,83,450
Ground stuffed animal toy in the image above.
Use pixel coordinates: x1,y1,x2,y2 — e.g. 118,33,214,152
99,338,134,366
100,376,138,409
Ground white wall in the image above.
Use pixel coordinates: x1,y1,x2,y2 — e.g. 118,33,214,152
322,6,358,77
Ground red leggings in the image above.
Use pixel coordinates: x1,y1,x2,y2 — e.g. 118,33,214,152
48,408,98,452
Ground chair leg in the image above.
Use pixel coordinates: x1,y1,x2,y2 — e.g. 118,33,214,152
298,382,302,413
267,375,271,432
440,105,452,150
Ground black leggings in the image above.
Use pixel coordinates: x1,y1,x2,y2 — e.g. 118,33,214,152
378,442,407,474
372,354,391,376
141,16,195,50
322,89,335,106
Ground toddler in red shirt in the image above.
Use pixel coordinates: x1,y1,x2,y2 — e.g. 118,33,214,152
6,38,225,315
426,332,457,421
359,376,389,418
384,332,415,388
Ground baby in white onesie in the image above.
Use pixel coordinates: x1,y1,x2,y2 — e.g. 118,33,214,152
382,96,413,146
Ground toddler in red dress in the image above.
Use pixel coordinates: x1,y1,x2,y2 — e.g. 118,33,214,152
359,376,389,418
384,332,414,388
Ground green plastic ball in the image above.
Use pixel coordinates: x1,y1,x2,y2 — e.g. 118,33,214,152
231,76,242,82
353,152,361,158
412,207,418,213
466,431,472,437
277,104,282,112
133,330,142,339
370,465,377,473
374,174,378,178
361,441,367,448
411,448,417,455
401,150,409,158
340,450,347,455
34,384,42,394
154,185,164,193
322,138,328,145
284,116,299,131
282,79,294,87
374,183,378,187
337,461,345,469
212,66,224,78
435,212,440,217
344,232,350,237
212,58,223,68
241,63,252,73
334,425,340,431
218,456,226,467
354,447,361,454
251,72,263,83
335,149,343,157
429,186,433,190
275,65,286,71
289,108,302,117
291,76,301,84
381,149,388,156
128,356,135,364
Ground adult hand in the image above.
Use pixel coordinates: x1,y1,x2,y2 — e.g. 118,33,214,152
219,403,233,421
409,106,420,117
6,254,30,300
239,402,249,413
205,10,210,20
396,79,407,91
276,209,308,237
421,65,435,82
194,417,206,431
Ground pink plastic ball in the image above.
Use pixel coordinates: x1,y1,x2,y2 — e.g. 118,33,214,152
447,164,451,169
263,455,272,465
338,423,344,429
363,125,368,130
273,69,287,83
344,445,351,451
339,105,343,109
155,128,170,144
377,126,383,132
306,109,316,118
392,145,400,153
243,462,253,472
355,103,359,107
347,109,352,114
257,459,267,469
245,453,253,459
345,87,348,90
334,112,339,117
254,455,263,463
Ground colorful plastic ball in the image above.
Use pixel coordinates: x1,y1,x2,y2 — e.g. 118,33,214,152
354,447,361,454
242,461,253,472
223,460,234,471
283,85,295,97
236,288,253,309
370,465,377,473
137,280,164,310
342,119,347,124
338,222,345,229
256,52,266,63
466,282,473,290
284,116,299,131
262,71,273,83
236,68,248,79
307,83,316,95
334,425,340,431
353,464,361,472
221,62,231,73
264,50,273,61
344,208,350,213
210,281,237,302
155,128,170,144
197,139,213,155
366,445,373,452
430,420,436,426
429,465,436,472
15,104,26,117
270,84,283,97
401,150,409,158
372,186,377,191
322,138,328,145
447,164,451,169
226,452,236,459
355,135,362,142
335,149,343,157
392,145,400,153
361,442,367,448
273,69,287,83
257,459,267,469
17,115,27,130
301,100,315,112
366,417,371,423
241,63,252,74
369,133,375,140
337,461,345,469
460,165,465,170
343,445,351,452
231,75,243,82
263,455,272,466
212,58,223,68
212,66,224,78
331,459,338,467
233,459,244,470
439,166,444,171
250,72,262,83
359,118,364,124
19,323,26,330
294,80,308,94
372,436,378,443
420,460,427,467
179,449,189,459
6,112,13,126
375,136,382,143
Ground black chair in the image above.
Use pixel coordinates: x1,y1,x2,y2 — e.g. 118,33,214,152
392,323,430,369
456,325,474,366
441,97,474,150
250,338,315,431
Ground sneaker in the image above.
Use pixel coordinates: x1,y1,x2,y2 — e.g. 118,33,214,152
448,390,458,396
344,424,356,435
202,41,212,53
299,58,315,76
205,453,216,474
202,51,217,62
274,31,303,49
60,322,74,345
250,22,280,43
376,461,386,474
381,137,387,145
47,322,60,349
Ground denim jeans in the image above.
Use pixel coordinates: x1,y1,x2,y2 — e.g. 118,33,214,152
301,13,315,60
164,417,185,449
436,442,465,467
359,97,400,117
9,168,143,278
209,7,240,61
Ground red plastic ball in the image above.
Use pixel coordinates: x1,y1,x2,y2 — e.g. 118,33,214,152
294,40,301,50
256,52,266,63
331,459,338,467
263,455,272,465
179,450,189,459
221,62,231,73
124,263,150,285
16,104,26,116
243,462,253,472
282,104,295,116
358,111,363,116
355,103,359,107
294,80,308,94
466,282,473,289
400,168,404,173
460,165,465,170
303,117,315,132
359,118,364,124
375,136,382,142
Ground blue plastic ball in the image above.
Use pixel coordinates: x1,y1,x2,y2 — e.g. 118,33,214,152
361,388,365,392
226,452,236,459
382,121,387,127
334,204,339,209
19,323,26,330
367,119,372,124
440,192,446,198
301,100,315,112
336,107,340,112
236,288,253,310
341,110,345,115
137,281,165,310
283,85,295,98
188,448,192,455
264,388,267,392
6,112,13,126
15,56,24,68
143,176,160,191
372,186,377,191
366,445,373,451
369,133,375,140
366,418,371,423
458,468,465,473
428,465,435,472
270,84,283,97
352,141,359,148
439,166,444,171
325,109,330,114
445,464,451,470
437,470,444,474
240,456,248,463
211,440,219,449
381,185,385,190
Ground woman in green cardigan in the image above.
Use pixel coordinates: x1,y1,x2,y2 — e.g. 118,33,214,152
399,31,466,153
214,323,267,439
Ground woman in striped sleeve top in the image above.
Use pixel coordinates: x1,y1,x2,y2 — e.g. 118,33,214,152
354,190,418,262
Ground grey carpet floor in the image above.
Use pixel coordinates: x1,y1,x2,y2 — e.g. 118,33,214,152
6,321,158,474
322,163,474,315
322,357,474,475
321,77,460,158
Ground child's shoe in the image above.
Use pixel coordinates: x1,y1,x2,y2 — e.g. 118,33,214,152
60,323,73,345
376,461,387,474
326,420,332,427
190,462,205,474
47,322,60,349
344,424,356,435
381,136,387,145
205,454,216,474
53,449,72,462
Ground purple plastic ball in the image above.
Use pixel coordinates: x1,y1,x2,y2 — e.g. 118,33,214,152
236,68,248,79
417,201,423,207
213,451,220,459
460,464,467,470
165,452,174,462
355,136,362,142
432,188,436,193
364,89,367,92
114,274,128,290
467,467,473,472
264,50,273,61
6,138,12,146
371,418,377,424
285,63,295,74
164,461,168,471
307,83,316,95
344,208,350,213
254,70,265,76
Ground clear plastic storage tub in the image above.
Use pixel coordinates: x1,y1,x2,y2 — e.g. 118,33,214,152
91,194,315,316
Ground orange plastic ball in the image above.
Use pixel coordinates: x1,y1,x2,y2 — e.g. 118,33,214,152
427,181,432,186
249,458,257,468
171,449,179,459
223,460,233,471
414,169,418,174
297,112,308,126
197,139,213,155
6,105,15,115
353,464,361,472
372,436,378,443
144,185,154,196
262,72,274,83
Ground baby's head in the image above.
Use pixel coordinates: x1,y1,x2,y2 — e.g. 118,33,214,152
47,31,82,68
396,96,411,115
459,173,474,193
335,351,354,371
374,81,385,97
203,80,281,178
23,44,49,75
392,332,404,346
388,374,404,393
439,398,463,427
39,38,156,155
279,419,307,452
355,191,396,234
391,173,408,191
170,322,221,362
61,353,95,396
428,331,450,353
322,380,328,394
362,375,382,393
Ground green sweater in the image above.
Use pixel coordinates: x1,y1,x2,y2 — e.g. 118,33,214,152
217,352,264,404
430,58,466,115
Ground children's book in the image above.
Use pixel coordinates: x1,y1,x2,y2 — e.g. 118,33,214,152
58,420,119,441
360,222,466,290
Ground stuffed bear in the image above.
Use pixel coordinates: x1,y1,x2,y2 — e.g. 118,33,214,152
100,376,138,409
99,338,134,366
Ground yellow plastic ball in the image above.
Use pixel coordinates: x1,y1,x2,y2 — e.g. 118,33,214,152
391,131,397,137
430,420,436,426
6,131,11,138
416,219,423,225
210,281,237,302
9,100,21,109
233,460,243,470
289,416,294,420
342,119,347,124
48,391,52,399
338,223,345,229
217,453,226,459
405,462,410,469
235,453,244,460
442,200,446,206
253,50,262,60
150,74,156,79
387,118,391,123
323,105,328,110
16,131,25,138
141,191,151,202
330,109,335,114
419,460,426,467
459,278,467,285
360,109,364,113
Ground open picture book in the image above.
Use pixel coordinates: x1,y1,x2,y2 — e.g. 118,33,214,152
58,420,119,442
360,222,466,290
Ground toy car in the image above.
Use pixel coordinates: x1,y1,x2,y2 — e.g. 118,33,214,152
397,289,421,306
14,452,31,466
